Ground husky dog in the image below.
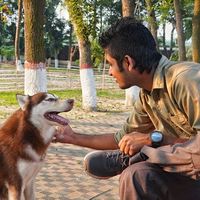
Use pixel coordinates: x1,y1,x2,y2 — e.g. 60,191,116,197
0,92,74,200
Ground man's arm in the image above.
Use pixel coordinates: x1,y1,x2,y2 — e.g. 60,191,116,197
53,125,119,150
118,131,189,156
72,132,119,150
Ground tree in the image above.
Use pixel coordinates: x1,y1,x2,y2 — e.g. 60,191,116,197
192,0,200,63
174,0,186,61
145,0,159,49
15,0,23,71
65,0,97,111
122,0,135,16
23,0,47,95
45,0,69,68
121,0,140,107
0,1,17,61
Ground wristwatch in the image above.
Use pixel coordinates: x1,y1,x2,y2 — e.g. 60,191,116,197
150,131,163,148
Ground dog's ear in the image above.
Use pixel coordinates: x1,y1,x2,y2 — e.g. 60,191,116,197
16,94,29,110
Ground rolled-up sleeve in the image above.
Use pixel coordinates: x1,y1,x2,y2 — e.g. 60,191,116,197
141,132,200,180
114,96,155,143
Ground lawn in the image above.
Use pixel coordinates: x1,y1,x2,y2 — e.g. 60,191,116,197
0,89,125,106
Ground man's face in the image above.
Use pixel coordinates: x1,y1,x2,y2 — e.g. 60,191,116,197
105,53,134,89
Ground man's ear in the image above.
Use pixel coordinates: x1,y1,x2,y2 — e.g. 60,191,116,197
124,55,136,71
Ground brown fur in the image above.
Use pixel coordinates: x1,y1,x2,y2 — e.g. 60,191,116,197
0,93,49,199
0,92,73,199
0,93,56,200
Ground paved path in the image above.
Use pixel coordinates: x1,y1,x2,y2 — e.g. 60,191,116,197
35,112,129,200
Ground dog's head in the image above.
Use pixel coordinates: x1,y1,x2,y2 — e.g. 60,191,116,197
16,92,74,127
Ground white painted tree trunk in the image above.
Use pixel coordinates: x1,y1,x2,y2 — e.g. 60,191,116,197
24,61,47,95
16,59,24,71
47,58,51,68
67,60,71,69
3,56,7,62
125,86,140,107
80,68,97,111
55,59,59,68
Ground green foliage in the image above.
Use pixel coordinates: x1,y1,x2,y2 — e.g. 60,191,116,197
158,0,174,22
0,45,14,58
65,0,90,41
182,0,193,41
170,50,179,61
0,1,17,56
65,0,122,41
74,59,80,66
45,0,70,58
91,39,104,68
0,1,14,23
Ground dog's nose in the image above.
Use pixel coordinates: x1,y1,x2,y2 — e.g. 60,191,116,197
67,99,74,105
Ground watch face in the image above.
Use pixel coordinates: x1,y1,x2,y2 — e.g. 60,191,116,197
151,131,163,142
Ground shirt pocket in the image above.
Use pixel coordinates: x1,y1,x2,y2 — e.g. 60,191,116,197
169,112,196,138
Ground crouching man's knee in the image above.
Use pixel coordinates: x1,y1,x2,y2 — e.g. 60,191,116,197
119,161,168,200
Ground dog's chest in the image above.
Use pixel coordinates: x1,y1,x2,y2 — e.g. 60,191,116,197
17,158,44,185
17,145,46,185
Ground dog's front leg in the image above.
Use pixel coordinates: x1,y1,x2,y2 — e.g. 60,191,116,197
24,180,35,200
7,184,21,200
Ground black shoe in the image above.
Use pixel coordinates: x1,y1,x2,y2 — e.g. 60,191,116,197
83,150,130,179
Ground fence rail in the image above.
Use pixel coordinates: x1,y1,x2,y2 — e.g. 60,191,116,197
0,67,118,91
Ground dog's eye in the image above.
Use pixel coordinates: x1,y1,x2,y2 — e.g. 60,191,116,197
46,98,57,102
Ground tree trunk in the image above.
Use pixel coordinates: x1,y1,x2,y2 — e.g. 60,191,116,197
174,0,186,61
192,0,200,63
68,46,77,69
122,0,135,17
170,19,176,54
162,23,170,58
162,23,167,56
145,0,159,50
15,0,23,71
79,39,97,110
54,50,59,68
65,0,97,111
122,0,139,107
67,23,73,69
23,0,47,95
91,0,97,39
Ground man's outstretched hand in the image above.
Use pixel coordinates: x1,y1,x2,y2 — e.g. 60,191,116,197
52,125,75,144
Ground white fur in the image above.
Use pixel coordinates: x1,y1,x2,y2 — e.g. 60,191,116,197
17,159,42,200
24,145,42,162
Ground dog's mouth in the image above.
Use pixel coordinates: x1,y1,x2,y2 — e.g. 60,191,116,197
44,112,69,126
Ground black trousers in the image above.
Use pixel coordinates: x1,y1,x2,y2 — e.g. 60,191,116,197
119,161,200,200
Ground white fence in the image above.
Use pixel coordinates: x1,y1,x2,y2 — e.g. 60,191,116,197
0,68,118,91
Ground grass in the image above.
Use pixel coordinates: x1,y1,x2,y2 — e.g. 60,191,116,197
0,89,126,120
0,63,15,69
0,89,125,107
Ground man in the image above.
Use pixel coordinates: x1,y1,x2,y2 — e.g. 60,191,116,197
54,17,200,199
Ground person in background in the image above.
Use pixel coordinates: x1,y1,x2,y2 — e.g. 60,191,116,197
54,17,200,200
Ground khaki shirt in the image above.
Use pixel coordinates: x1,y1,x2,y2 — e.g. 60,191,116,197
115,56,200,143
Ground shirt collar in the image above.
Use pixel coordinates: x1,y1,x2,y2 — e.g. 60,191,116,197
151,55,176,91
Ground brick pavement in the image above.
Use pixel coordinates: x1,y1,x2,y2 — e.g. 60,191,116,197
35,112,129,200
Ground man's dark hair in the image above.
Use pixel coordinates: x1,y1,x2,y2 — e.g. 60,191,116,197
99,17,162,73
